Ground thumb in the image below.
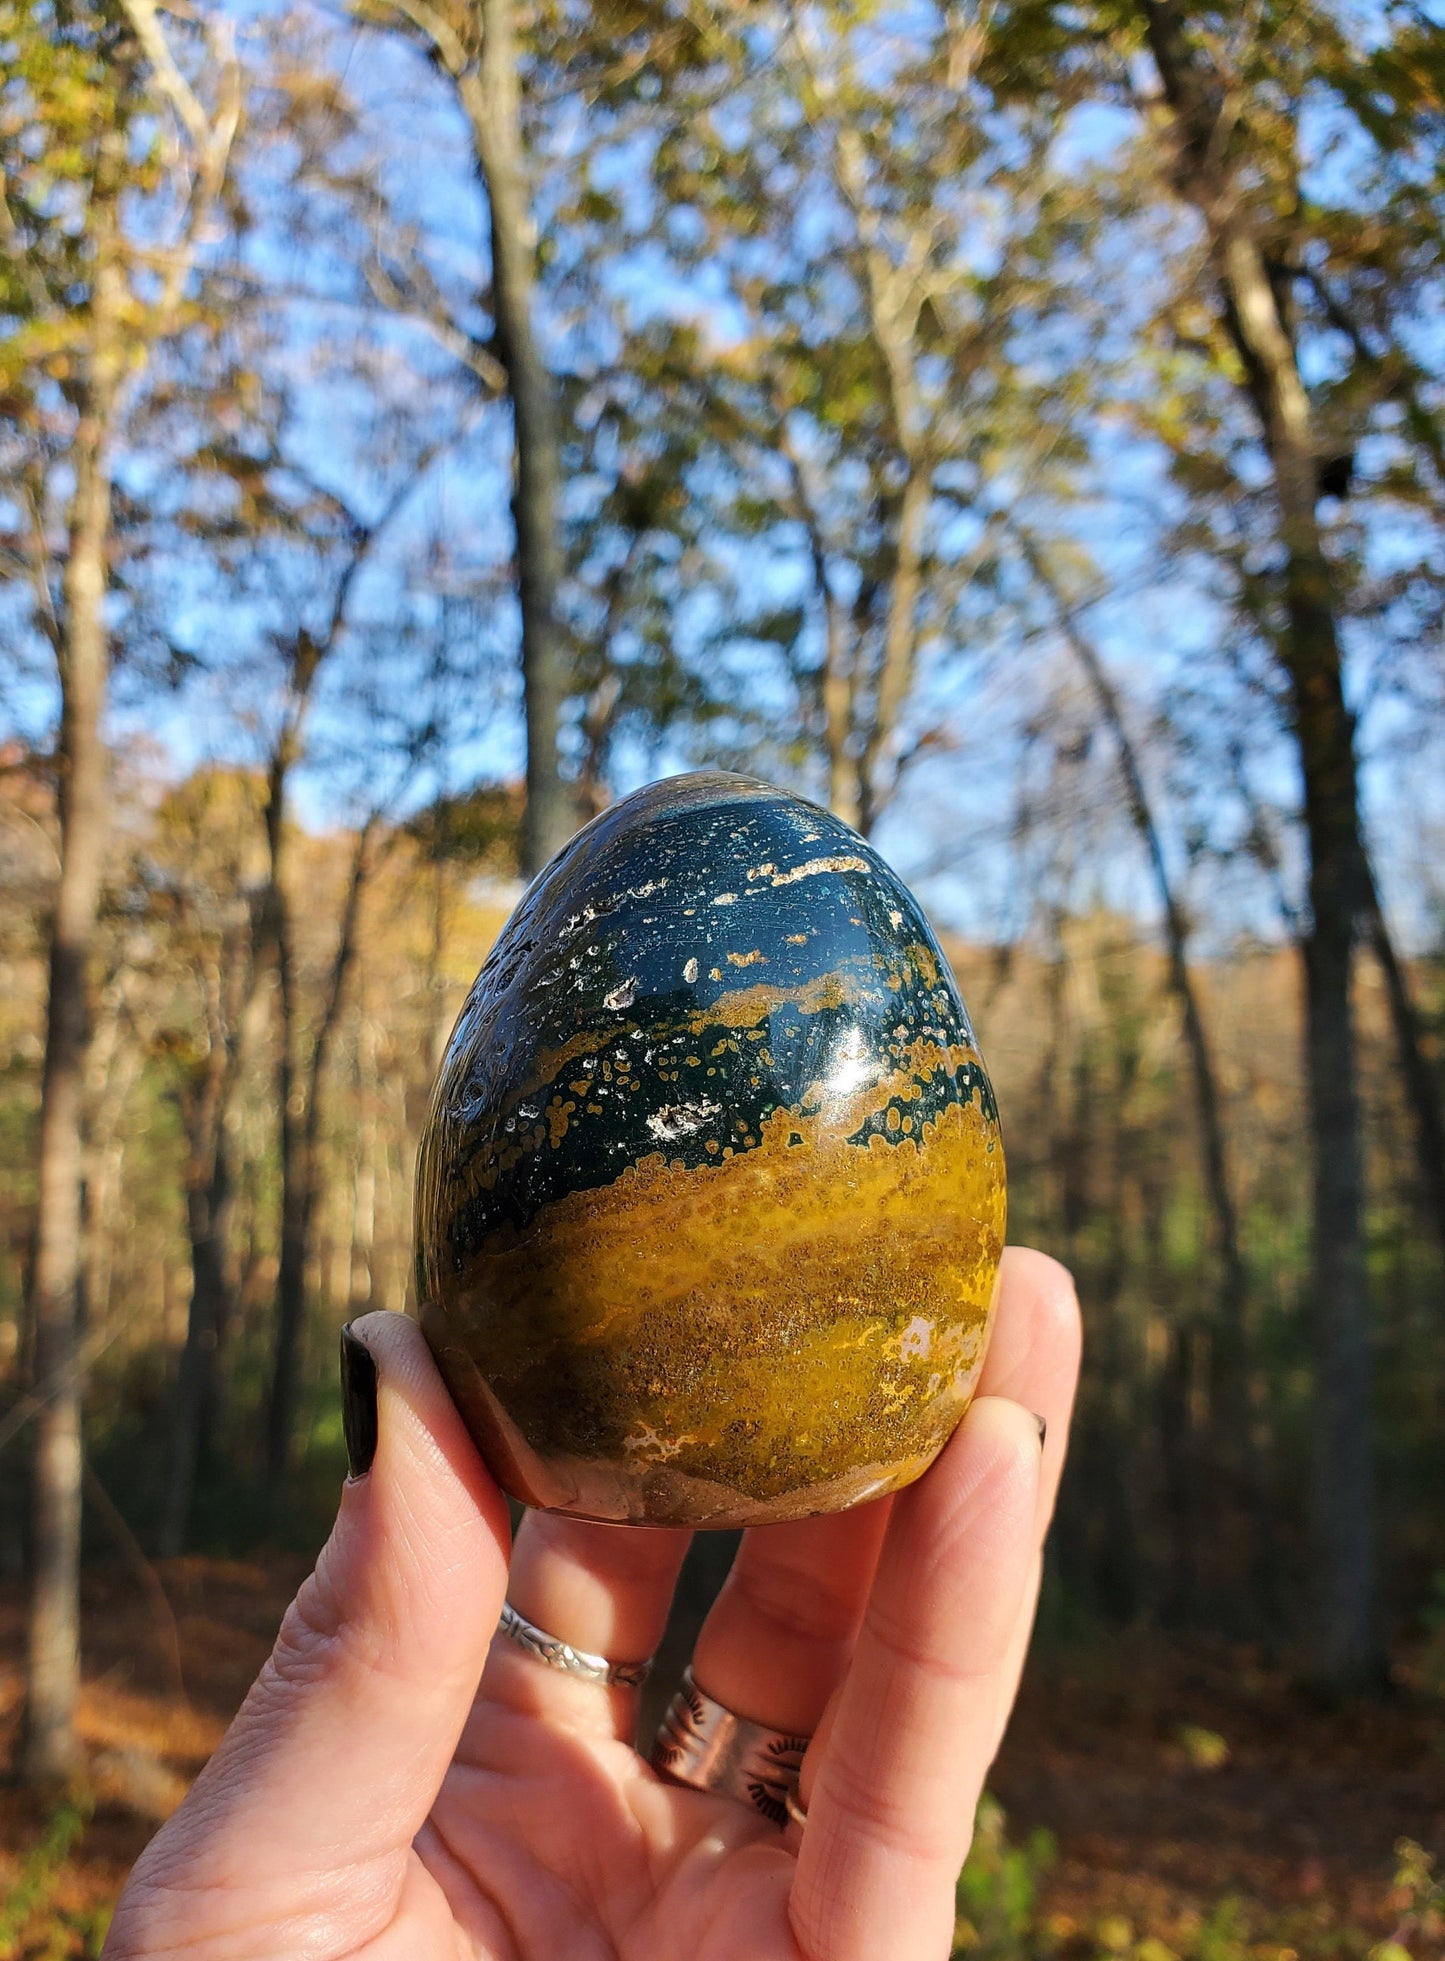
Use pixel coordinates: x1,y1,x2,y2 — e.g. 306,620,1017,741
112,1312,510,1953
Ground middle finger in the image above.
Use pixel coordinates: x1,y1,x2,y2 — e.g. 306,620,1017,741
687,1499,894,1736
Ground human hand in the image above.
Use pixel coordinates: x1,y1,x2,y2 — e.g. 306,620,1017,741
104,1246,1080,1961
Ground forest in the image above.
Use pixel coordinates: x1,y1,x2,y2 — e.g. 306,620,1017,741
1,0,1443,1954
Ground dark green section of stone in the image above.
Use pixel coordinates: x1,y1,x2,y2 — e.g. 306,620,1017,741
429,773,994,1256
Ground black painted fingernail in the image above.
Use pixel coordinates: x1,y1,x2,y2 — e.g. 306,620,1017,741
341,1323,378,1479
1031,1412,1048,1449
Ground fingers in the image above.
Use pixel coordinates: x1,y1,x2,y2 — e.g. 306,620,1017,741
476,1511,691,1739
686,1501,893,1736
784,1251,1082,1959
976,1246,1082,1540
112,1312,511,1952
682,1246,1081,1747
972,1247,1082,1741
789,1397,1045,1961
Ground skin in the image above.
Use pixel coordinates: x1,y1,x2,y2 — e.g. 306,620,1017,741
103,1246,1081,1961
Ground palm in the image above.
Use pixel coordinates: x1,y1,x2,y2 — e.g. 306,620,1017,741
105,1249,1079,1961
415,1717,797,1958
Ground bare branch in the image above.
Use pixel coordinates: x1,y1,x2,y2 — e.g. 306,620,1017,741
357,0,471,77
21,469,61,657
363,247,507,395
120,0,211,153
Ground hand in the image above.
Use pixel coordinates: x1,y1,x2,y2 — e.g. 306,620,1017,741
104,1247,1080,1961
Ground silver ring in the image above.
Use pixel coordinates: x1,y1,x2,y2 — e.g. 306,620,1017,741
783,1781,808,1830
496,1600,653,1689
650,1667,808,1827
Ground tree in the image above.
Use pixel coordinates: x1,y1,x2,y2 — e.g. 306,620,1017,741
1135,0,1377,1688
1011,526,1279,1614
0,0,238,1778
147,772,270,1558
360,0,574,874
546,0,1086,828
192,433,467,1491
980,0,1445,1684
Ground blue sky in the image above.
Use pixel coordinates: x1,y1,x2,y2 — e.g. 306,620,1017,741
4,0,1442,954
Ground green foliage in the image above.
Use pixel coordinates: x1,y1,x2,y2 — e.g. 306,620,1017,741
953,1794,1058,1959
1188,1899,1248,1961
0,0,159,394
1174,1725,1230,1771
943,1794,1435,1961
1374,1839,1445,1960
406,784,522,876
0,1791,110,1959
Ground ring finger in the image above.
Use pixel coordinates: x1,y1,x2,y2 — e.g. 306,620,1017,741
476,1512,691,1741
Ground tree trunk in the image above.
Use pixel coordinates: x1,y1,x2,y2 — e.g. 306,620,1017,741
1017,534,1249,1304
822,635,859,828
261,752,306,1492
1225,187,1377,1698
1021,534,1281,1619
162,926,267,1552
1285,617,1377,1687
463,0,572,877
348,1011,379,1310
160,1124,234,1559
22,174,125,1783
780,434,859,827
265,820,376,1488
1363,863,1445,1261
859,468,928,835
1141,0,1381,1693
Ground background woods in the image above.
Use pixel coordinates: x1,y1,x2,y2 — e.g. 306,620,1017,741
2,0,1443,1955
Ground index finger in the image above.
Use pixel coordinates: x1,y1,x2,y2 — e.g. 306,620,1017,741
788,1251,1081,1961
788,1397,1043,1960
977,1246,1083,1536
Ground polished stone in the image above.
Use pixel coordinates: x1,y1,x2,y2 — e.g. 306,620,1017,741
416,772,1006,1527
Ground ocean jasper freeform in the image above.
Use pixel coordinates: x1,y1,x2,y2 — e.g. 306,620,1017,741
415,771,1007,1527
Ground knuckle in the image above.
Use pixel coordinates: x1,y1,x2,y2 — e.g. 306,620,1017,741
866,1595,995,1688
817,1749,957,1866
731,1552,860,1650
263,1552,402,1695
266,1577,347,1694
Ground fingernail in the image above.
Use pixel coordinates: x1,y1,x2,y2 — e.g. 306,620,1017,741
341,1323,378,1479
1031,1412,1047,1449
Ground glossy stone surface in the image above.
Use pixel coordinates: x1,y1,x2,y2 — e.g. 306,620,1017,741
416,772,1006,1527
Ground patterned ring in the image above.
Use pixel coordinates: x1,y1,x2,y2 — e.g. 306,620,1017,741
496,1600,653,1689
650,1667,809,1828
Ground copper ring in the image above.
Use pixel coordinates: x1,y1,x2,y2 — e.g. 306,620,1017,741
496,1600,652,1689
650,1666,809,1827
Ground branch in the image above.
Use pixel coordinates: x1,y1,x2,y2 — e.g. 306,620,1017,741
21,468,61,657
120,0,211,152
320,418,478,651
776,423,854,772
357,0,471,78
115,1,243,411
1013,517,1249,1309
362,245,507,395
783,7,928,456
1300,263,1445,485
